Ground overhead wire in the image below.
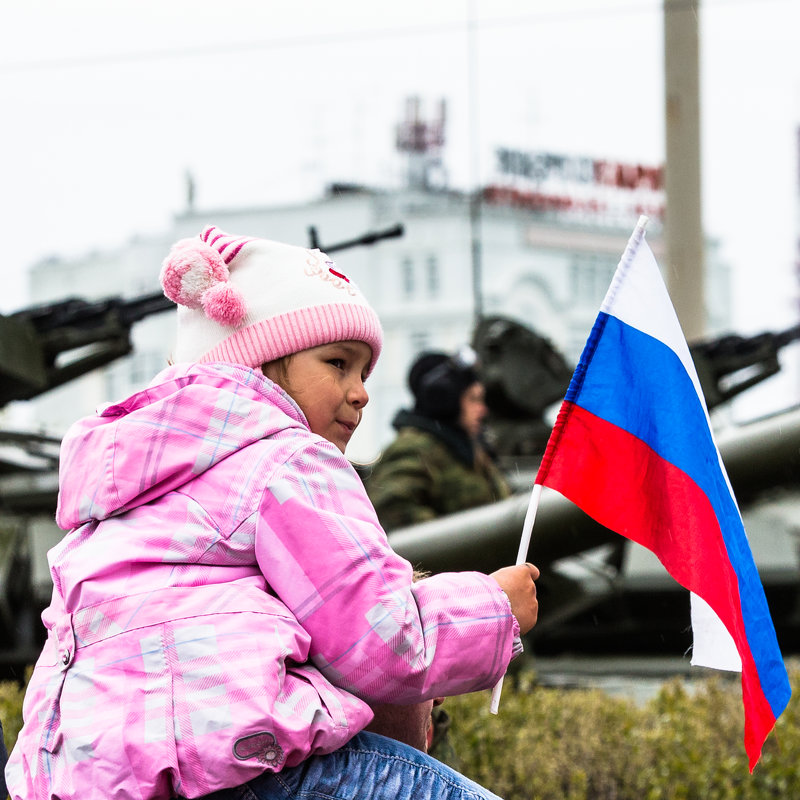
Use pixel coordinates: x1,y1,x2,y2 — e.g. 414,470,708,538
0,0,789,74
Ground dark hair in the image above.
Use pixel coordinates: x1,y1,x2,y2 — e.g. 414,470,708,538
408,350,480,421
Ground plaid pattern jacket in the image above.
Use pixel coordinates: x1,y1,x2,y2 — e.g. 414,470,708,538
6,363,519,800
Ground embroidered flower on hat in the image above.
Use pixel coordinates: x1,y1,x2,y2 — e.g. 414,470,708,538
160,238,248,326
303,251,357,296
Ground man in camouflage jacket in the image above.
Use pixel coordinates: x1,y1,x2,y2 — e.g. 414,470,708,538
367,350,511,531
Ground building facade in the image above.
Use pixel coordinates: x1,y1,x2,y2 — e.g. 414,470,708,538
25,180,730,464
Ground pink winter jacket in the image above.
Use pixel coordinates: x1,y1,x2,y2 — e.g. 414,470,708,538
6,363,520,800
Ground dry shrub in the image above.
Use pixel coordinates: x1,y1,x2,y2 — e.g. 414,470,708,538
0,674,27,777
440,661,800,800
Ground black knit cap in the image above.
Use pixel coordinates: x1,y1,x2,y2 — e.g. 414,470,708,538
408,350,480,422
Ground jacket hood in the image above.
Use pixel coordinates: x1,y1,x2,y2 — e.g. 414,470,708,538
56,363,307,530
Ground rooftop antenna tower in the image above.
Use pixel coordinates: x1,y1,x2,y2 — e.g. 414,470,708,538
395,96,447,190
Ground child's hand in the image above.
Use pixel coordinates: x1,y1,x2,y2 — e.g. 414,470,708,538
490,563,539,634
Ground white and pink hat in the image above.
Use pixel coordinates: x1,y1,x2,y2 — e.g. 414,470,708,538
160,226,383,374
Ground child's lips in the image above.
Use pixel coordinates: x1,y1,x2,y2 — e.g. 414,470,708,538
338,419,357,434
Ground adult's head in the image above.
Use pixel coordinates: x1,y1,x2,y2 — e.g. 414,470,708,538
408,347,487,436
160,225,383,375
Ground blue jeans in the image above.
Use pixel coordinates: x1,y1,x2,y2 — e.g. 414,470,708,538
198,731,502,800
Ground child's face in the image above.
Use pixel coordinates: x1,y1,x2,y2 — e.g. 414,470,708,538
264,340,372,453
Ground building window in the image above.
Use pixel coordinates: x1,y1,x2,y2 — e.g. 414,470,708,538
401,257,415,298
569,254,615,305
426,254,440,298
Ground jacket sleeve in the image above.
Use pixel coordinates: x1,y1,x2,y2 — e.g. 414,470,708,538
254,438,520,704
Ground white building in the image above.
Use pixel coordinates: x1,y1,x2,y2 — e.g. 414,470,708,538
25,167,730,464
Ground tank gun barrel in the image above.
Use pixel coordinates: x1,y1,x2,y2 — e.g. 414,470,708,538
20,292,173,332
689,323,800,410
0,292,173,407
307,223,404,253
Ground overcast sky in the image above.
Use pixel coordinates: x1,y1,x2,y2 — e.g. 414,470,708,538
2,0,799,416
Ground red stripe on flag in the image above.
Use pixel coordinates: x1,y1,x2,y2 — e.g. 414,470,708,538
539,401,777,768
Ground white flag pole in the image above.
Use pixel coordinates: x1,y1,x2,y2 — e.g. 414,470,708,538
489,482,543,713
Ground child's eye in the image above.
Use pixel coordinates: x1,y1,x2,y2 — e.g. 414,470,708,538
328,358,345,369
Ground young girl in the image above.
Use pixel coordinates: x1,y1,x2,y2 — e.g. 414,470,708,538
5,226,539,800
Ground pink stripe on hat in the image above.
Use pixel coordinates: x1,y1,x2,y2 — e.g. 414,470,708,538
201,226,254,264
199,303,383,375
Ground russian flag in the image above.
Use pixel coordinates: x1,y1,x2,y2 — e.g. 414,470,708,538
535,216,791,770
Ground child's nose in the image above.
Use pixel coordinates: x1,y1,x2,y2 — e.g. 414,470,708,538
350,380,369,408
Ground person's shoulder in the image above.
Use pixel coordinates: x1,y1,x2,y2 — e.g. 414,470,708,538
273,431,366,491
395,425,438,445
383,426,449,459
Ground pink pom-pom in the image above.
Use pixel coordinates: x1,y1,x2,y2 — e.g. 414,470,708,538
160,239,229,308
201,282,248,327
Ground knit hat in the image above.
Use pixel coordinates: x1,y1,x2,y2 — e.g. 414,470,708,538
408,347,480,421
160,226,383,374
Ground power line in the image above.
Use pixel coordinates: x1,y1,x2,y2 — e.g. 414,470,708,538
1,0,785,74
